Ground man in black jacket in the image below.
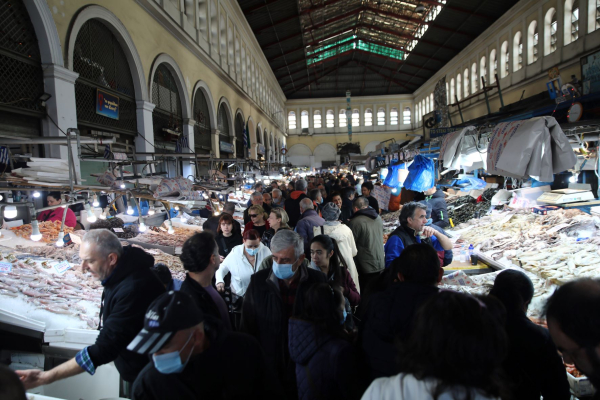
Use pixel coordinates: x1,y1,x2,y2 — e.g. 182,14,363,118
241,229,326,397
130,291,281,399
17,229,165,395
202,202,241,236
421,186,449,230
360,244,442,381
284,179,308,228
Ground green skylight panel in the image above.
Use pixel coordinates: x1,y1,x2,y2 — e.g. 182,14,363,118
306,37,404,66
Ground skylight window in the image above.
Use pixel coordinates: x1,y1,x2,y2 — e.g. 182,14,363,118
307,35,404,66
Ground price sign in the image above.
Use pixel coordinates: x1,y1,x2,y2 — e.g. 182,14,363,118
0,262,12,274
113,228,125,233
53,261,72,275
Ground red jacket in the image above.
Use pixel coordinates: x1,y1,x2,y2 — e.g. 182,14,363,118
37,207,77,228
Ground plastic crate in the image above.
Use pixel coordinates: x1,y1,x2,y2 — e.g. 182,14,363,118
567,371,596,398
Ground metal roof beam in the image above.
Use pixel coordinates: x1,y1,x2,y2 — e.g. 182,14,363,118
254,13,299,34
299,0,350,15
283,62,346,95
418,0,494,21
242,0,284,15
301,6,364,31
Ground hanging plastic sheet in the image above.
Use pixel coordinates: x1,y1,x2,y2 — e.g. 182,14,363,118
487,117,576,182
438,127,476,170
404,155,436,192
383,162,411,189
456,177,487,191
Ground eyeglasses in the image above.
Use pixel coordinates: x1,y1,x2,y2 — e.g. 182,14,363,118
249,214,258,218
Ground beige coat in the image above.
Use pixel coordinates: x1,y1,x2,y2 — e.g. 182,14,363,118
313,221,360,293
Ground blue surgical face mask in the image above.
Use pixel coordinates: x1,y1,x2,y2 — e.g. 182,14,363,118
341,309,347,325
246,246,258,256
273,259,296,280
320,197,324,204
152,332,194,374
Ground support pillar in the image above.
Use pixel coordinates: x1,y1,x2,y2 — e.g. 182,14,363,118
41,64,81,181
212,128,221,158
135,100,156,162
182,119,196,179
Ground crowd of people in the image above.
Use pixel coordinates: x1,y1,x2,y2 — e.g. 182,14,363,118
3,173,600,400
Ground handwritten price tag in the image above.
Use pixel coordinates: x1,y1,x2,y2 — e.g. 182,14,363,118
113,228,125,233
53,261,72,275
0,262,12,274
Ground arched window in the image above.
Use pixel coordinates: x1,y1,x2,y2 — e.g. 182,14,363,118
445,82,449,105
352,109,360,126
235,113,245,158
471,63,478,93
450,78,455,103
456,74,462,101
500,41,509,78
513,32,523,71
403,107,411,125
377,107,385,125
339,110,347,127
480,56,487,86
463,69,469,97
390,107,399,125
364,108,373,126
76,20,138,136
422,100,425,115
152,64,183,145
326,109,334,128
300,110,309,129
313,110,322,128
545,8,558,55
430,94,434,111
256,127,262,147
565,0,580,44
489,50,497,83
425,97,430,114
288,111,296,129
192,89,212,154
589,0,600,33
528,21,539,64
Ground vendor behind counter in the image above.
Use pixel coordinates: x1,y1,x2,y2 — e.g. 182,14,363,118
37,191,77,228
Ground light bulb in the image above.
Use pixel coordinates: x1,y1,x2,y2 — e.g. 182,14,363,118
4,206,17,219
92,195,99,207
127,206,134,215
148,207,155,216
167,220,174,234
55,232,64,247
85,204,97,223
30,221,42,241
120,183,126,189
392,188,398,194
174,205,180,211
33,191,41,198
569,173,579,183
99,209,107,220
0,194,3,201
139,222,147,232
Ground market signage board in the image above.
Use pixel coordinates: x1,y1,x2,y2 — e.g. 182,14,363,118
429,127,455,138
372,185,392,211
581,50,600,95
220,141,234,153
53,261,72,275
257,144,265,155
0,262,12,273
96,88,119,120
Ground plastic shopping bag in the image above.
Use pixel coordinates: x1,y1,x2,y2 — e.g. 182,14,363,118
404,155,435,192
455,177,487,191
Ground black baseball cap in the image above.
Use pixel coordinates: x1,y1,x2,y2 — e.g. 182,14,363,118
127,291,204,355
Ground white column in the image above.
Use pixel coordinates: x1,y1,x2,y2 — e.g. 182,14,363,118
182,119,196,179
41,64,80,181
212,128,221,158
135,100,156,156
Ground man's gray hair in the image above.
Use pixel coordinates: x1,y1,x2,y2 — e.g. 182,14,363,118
251,191,263,199
272,188,282,197
295,179,307,192
270,229,304,259
82,229,123,259
353,196,369,210
400,202,428,225
300,198,314,211
223,202,236,214
263,192,272,199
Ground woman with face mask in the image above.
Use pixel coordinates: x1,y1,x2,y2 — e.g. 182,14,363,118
243,205,270,238
261,208,290,249
310,235,360,308
288,282,365,400
216,213,243,261
216,229,271,298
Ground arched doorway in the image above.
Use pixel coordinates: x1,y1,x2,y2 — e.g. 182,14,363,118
217,102,232,158
256,126,264,160
151,63,183,150
234,112,245,159
73,19,137,138
192,89,212,155
0,1,45,139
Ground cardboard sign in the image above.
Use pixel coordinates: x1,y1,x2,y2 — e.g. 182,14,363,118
113,227,125,233
53,261,72,275
0,262,12,273
371,186,392,211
